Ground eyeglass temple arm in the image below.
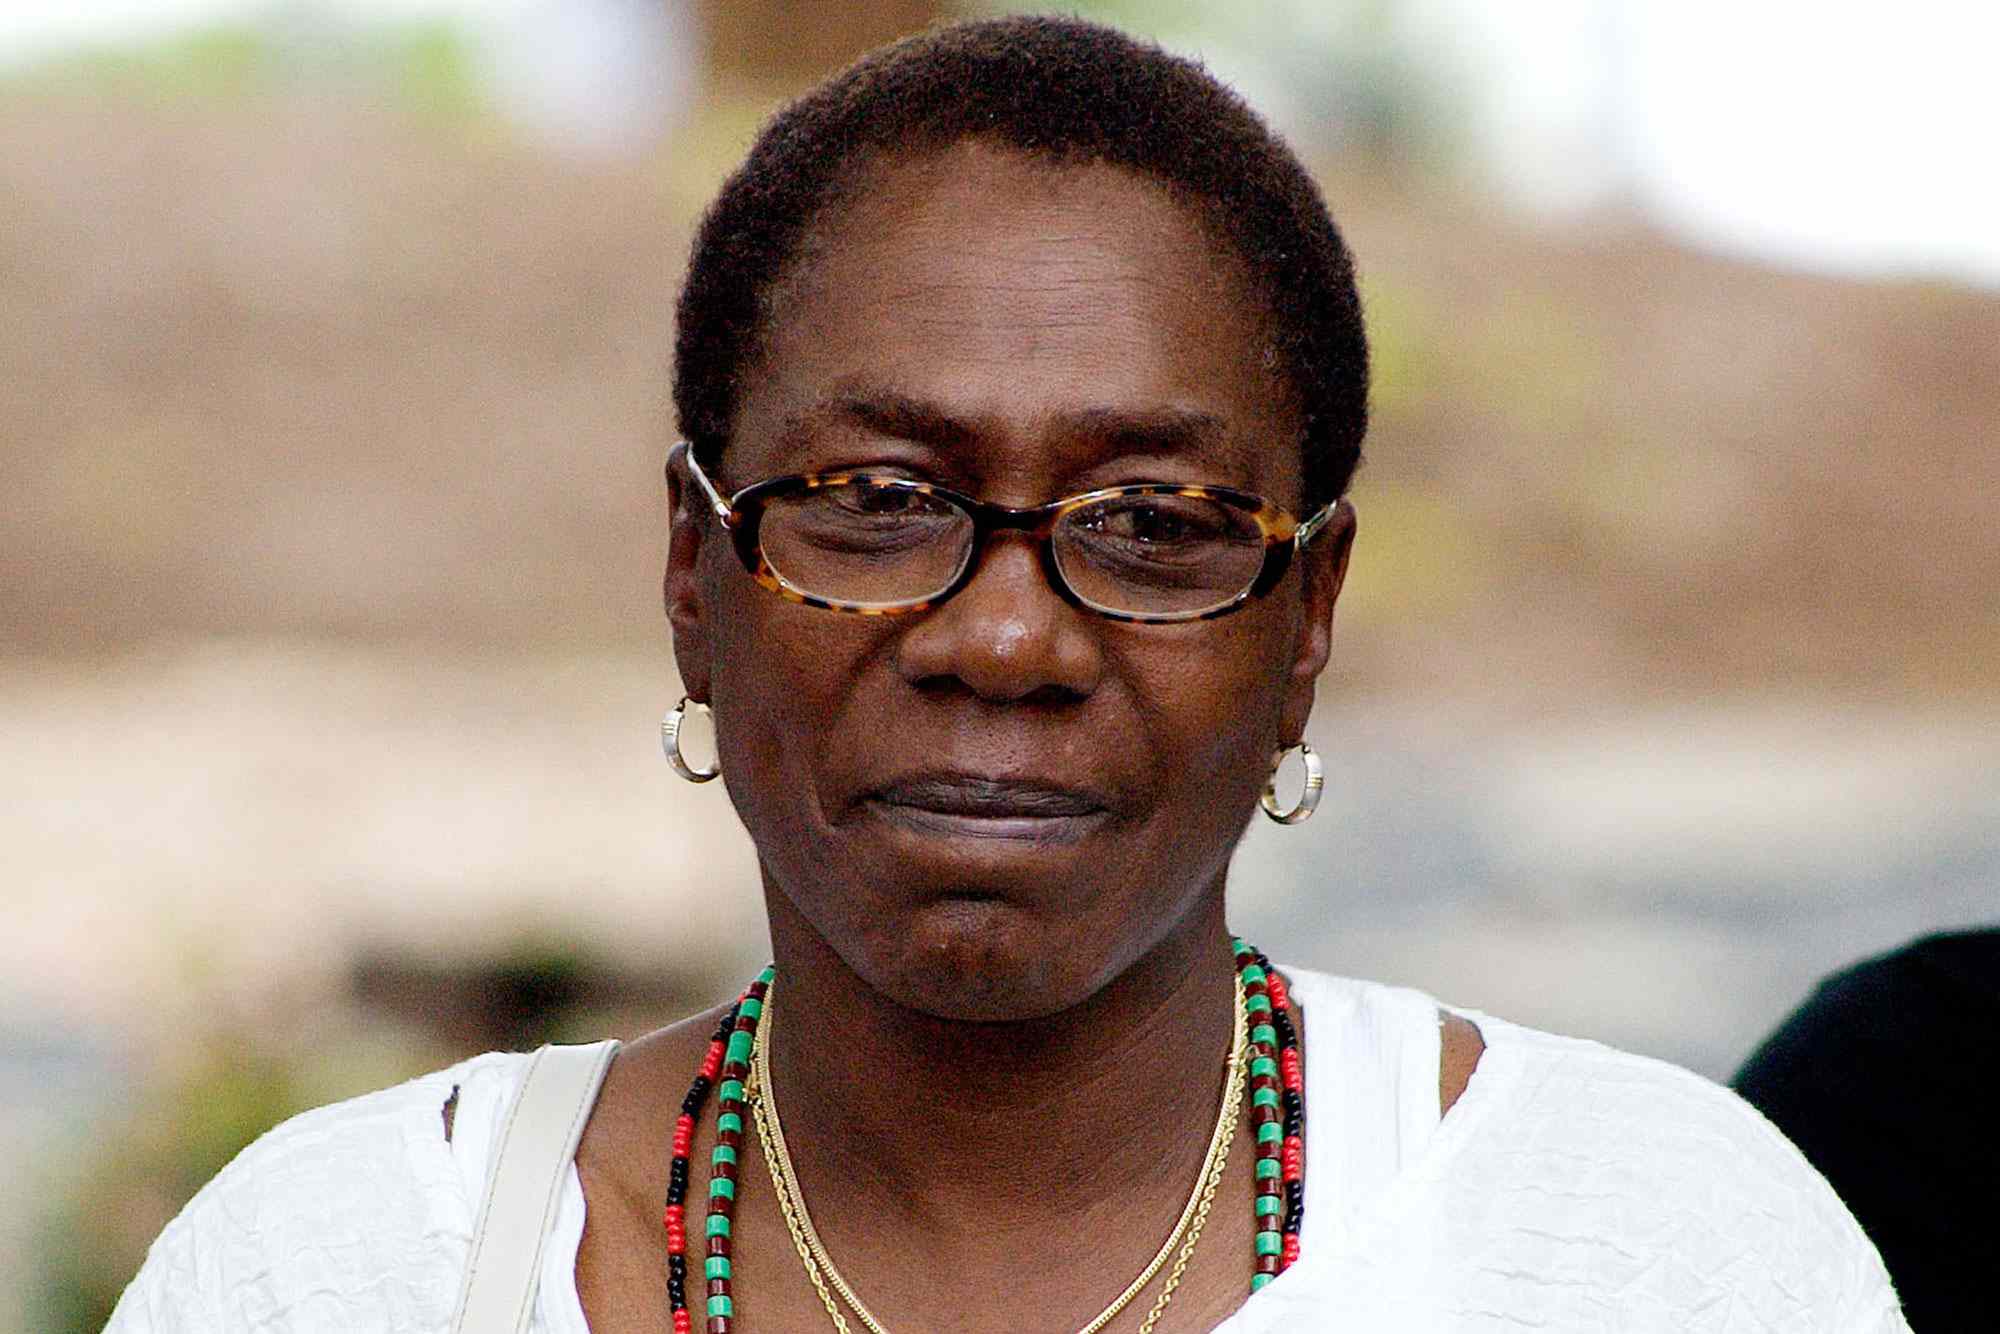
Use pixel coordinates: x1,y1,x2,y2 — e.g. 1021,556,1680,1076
1294,500,1338,550
672,441,737,526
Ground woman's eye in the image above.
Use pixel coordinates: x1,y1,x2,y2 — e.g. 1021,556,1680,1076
829,484,924,516
1088,501,1208,544
861,487,923,515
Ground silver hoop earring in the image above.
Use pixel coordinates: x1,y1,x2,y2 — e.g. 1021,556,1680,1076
1260,742,1322,825
661,697,720,783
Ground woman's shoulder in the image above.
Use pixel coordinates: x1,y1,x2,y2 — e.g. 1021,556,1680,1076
1433,1012,1905,1327
105,1049,537,1334
1281,965,1865,1191
1272,969,1904,1328
1465,1011,1842,1177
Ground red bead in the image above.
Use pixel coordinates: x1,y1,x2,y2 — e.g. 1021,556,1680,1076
672,1115,694,1157
673,1311,692,1334
1266,972,1290,1013
1280,1048,1303,1090
1282,1234,1301,1266
1282,1136,1304,1181
700,1045,724,1080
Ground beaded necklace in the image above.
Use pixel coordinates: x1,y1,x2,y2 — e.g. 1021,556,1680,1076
749,976,1246,1334
663,941,1304,1332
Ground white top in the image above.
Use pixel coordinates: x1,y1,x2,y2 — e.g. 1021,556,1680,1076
106,969,1908,1332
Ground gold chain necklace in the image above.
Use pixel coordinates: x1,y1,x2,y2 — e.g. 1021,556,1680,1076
747,977,1248,1334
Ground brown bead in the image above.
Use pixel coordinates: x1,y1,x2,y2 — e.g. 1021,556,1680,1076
707,1236,729,1257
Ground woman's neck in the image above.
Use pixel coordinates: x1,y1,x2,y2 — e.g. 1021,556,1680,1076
758,883,1241,1238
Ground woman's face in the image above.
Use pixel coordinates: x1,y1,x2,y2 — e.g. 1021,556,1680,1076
668,141,1351,1021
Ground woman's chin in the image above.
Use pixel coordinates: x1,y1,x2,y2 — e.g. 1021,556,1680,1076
849,897,1104,1023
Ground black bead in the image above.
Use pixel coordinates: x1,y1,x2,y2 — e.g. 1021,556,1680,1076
681,1077,712,1116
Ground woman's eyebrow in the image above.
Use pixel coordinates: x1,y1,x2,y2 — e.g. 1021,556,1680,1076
1059,405,1230,458
780,393,1234,460
778,389,977,453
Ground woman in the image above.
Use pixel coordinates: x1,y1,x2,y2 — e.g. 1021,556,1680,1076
110,17,1905,1333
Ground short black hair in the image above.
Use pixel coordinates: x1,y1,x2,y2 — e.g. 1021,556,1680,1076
673,14,1368,509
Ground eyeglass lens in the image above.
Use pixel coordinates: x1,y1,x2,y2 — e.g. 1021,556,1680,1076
755,483,1268,617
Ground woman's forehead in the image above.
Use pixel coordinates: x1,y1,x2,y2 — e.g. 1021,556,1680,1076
732,142,1303,492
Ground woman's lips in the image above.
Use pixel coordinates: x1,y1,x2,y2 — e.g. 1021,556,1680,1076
865,774,1112,845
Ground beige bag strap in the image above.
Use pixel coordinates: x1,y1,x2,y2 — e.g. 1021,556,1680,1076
451,1040,620,1334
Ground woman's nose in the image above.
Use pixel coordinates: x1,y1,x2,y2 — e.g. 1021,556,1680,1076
892,533,1104,704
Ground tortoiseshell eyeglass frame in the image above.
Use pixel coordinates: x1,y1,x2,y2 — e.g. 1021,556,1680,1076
669,441,1337,624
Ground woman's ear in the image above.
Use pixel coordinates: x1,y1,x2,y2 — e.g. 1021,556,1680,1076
1278,499,1354,743
664,462,714,704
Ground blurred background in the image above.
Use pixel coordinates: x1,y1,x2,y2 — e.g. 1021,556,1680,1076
5,0,1996,1326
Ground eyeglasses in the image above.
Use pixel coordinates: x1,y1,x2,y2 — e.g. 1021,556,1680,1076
671,441,1337,624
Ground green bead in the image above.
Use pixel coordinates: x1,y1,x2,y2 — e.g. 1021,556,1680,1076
1251,1272,1274,1292
705,1214,731,1238
705,1256,731,1280
737,997,763,1022
726,1031,753,1065
1257,1121,1282,1144
711,1144,737,1167
717,1112,742,1136
707,1294,734,1318
1240,963,1267,985
1255,1231,1283,1257
1255,1157,1281,1179
1250,1056,1278,1079
709,1176,735,1201
1253,1086,1280,1109
719,1079,745,1104
757,965,777,984
1231,936,1248,952
1251,1023,1278,1048
1245,994,1272,1015
1255,1194,1282,1217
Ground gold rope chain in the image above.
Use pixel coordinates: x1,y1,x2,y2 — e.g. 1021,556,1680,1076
746,976,1249,1334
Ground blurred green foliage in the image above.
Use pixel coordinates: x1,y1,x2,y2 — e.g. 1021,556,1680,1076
4,23,271,99
32,1041,323,1333
0,19,485,122
28,942,628,1332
